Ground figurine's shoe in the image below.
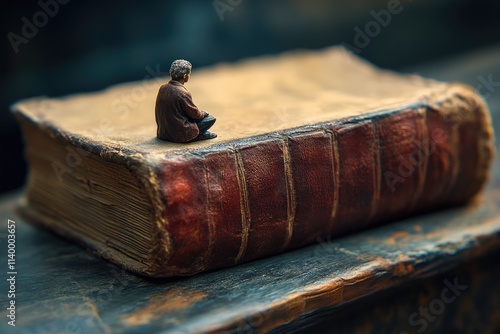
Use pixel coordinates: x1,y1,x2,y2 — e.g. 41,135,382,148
196,131,217,141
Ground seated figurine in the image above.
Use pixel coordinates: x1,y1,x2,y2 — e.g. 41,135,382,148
155,59,217,143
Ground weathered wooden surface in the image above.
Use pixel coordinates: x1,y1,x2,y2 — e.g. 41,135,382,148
290,249,500,333
0,178,498,333
1,46,499,333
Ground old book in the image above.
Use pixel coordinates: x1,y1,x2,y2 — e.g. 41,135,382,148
12,47,494,277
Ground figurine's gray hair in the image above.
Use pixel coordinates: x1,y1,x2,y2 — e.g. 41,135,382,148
170,59,192,80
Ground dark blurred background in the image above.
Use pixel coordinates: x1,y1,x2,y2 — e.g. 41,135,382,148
1,0,500,194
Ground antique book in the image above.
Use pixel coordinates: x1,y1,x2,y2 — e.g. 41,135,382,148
12,47,494,277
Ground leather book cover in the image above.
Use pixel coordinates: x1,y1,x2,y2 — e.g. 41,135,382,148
12,47,495,277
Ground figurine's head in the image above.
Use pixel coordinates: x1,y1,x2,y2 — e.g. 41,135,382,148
170,59,192,83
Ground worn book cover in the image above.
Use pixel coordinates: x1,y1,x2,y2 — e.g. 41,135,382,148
12,47,495,277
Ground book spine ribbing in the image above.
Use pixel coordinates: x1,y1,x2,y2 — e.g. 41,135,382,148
155,88,493,276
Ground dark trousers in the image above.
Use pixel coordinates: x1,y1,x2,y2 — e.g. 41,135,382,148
196,114,216,134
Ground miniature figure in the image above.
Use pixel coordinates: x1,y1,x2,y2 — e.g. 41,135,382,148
155,59,217,143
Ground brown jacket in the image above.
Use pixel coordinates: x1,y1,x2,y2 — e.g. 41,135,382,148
155,80,207,142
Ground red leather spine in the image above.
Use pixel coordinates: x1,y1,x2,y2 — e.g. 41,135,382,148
156,94,492,276
286,131,337,248
159,154,210,274
332,121,378,235
374,108,428,221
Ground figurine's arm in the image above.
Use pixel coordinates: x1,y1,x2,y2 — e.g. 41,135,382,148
180,92,208,121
